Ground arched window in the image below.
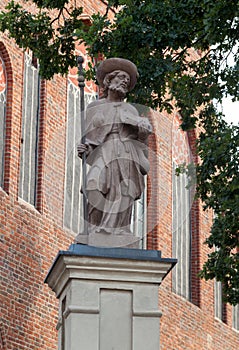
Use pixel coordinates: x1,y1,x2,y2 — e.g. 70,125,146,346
0,54,6,187
233,304,239,331
172,161,191,299
64,78,97,234
19,52,40,205
214,276,227,323
130,180,147,249
214,280,223,319
172,115,192,300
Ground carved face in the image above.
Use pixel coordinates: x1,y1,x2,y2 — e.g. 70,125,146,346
108,70,131,95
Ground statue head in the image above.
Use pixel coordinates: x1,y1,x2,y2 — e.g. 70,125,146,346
103,70,131,98
96,58,139,97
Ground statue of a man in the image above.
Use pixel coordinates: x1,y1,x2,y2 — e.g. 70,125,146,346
77,58,152,235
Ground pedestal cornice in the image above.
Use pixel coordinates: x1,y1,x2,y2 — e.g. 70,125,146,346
45,244,177,298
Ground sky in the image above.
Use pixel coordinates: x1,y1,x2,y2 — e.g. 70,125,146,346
219,45,238,126
221,98,239,125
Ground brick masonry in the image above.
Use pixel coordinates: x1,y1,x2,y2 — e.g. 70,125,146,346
0,0,238,349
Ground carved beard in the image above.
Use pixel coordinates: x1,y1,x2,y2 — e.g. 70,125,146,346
108,84,128,99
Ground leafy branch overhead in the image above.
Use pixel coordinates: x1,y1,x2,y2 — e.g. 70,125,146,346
0,0,238,304
1,0,238,122
196,107,239,305
77,0,239,129
0,0,84,79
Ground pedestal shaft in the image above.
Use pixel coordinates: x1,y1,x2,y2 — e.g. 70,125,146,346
45,244,176,350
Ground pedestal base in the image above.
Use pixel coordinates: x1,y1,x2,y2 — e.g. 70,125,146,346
75,231,141,248
45,244,176,350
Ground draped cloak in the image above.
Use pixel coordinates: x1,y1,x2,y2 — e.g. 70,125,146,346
83,99,152,232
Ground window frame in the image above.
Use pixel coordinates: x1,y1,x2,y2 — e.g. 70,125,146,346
19,51,41,206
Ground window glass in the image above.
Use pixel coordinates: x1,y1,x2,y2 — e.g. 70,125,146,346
172,161,191,299
64,80,96,233
232,304,239,331
19,52,40,205
0,55,6,187
214,280,223,320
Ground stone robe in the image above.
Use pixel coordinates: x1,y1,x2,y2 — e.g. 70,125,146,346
83,99,152,234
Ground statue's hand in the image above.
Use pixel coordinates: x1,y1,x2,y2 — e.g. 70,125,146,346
77,143,89,157
138,119,151,140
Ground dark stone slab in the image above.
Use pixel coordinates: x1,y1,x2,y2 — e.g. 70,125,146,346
45,244,177,283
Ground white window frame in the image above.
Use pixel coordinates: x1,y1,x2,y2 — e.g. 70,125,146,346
0,55,7,187
131,178,147,249
63,80,97,234
214,280,223,320
19,52,40,205
232,304,239,331
172,161,191,299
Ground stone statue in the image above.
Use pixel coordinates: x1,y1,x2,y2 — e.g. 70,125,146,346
77,58,152,237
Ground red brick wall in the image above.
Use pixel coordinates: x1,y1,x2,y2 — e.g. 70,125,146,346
0,1,238,349
0,32,72,349
148,109,239,348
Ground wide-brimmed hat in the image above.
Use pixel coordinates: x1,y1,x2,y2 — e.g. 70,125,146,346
96,58,139,91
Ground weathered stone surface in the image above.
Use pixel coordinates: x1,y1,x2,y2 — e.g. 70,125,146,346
45,244,177,350
77,58,152,242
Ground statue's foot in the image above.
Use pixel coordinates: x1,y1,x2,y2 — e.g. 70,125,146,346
95,227,112,234
94,227,133,235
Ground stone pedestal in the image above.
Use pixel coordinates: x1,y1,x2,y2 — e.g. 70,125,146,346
45,244,176,350
75,231,142,248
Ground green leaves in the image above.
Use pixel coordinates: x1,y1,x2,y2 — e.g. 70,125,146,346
196,107,239,304
76,0,238,131
178,106,238,305
0,1,83,79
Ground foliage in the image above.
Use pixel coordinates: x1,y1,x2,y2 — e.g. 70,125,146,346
175,105,239,305
76,0,238,129
0,0,238,304
0,0,83,79
196,107,239,305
